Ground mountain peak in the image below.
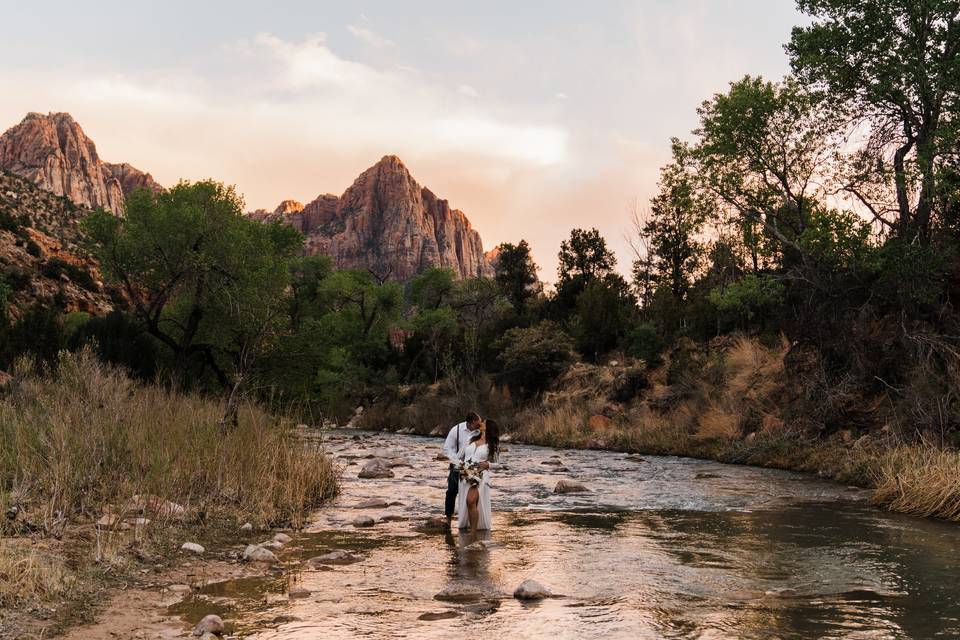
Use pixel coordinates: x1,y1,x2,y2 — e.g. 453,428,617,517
0,112,159,212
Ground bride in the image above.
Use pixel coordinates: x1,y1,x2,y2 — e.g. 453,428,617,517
456,419,500,532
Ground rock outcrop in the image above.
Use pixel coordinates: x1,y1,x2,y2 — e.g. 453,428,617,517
0,170,115,317
0,113,158,213
252,156,494,281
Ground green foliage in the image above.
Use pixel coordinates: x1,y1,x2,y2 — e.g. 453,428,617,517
0,303,67,369
798,208,874,270
873,240,945,308
493,240,541,313
624,322,665,367
408,267,456,310
85,180,302,389
68,311,161,380
708,274,786,328
495,321,576,396
571,276,636,362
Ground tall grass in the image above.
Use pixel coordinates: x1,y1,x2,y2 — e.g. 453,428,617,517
0,348,339,530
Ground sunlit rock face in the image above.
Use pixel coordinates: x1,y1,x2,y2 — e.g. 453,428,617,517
0,112,158,213
257,155,495,281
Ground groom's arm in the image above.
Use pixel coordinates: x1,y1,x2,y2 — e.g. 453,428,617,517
442,424,462,463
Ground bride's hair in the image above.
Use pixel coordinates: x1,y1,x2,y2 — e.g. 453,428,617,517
484,419,500,462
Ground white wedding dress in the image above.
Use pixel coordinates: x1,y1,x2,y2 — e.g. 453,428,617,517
456,441,492,530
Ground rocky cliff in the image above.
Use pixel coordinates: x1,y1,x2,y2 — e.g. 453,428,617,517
252,156,494,281
0,112,159,213
0,170,115,317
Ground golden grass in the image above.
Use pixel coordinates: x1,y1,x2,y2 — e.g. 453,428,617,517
0,348,339,530
0,541,75,606
872,445,960,521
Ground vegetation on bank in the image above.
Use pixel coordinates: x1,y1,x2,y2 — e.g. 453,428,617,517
0,349,338,627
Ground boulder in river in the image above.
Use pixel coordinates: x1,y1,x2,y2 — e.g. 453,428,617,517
352,515,376,528
414,516,450,534
273,532,293,544
192,614,224,636
434,586,485,603
307,549,363,565
541,458,563,466
288,586,312,599
513,579,552,600
358,459,395,479
554,479,589,494
242,544,278,563
180,542,205,555
418,610,460,621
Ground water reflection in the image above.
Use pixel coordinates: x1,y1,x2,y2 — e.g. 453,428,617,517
170,430,960,639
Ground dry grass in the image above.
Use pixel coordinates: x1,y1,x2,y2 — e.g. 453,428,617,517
0,348,339,530
872,445,960,521
0,541,75,606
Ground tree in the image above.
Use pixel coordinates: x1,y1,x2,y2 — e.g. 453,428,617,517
408,267,456,310
85,180,302,391
495,321,576,396
493,240,541,313
645,142,710,300
788,0,960,241
556,228,618,310
692,76,842,259
572,275,636,362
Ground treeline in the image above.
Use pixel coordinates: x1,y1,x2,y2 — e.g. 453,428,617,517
3,1,960,439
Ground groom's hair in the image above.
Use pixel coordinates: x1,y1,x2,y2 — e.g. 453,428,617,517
465,411,481,424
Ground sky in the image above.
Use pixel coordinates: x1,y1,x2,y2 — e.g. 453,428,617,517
0,0,804,282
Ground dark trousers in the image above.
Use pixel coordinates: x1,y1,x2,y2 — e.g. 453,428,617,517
445,465,459,518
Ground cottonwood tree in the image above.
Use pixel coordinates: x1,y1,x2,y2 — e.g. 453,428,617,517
788,0,960,241
85,180,301,396
492,240,541,314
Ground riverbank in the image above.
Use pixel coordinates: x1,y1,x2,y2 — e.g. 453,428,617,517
0,351,339,639
360,336,960,524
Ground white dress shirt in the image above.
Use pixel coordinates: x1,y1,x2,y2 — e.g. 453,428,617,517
443,421,478,464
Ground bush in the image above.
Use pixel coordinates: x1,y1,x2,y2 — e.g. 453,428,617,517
624,322,665,366
495,321,576,396
68,311,160,381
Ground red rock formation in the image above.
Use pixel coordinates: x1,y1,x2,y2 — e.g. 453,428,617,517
260,156,494,281
0,113,158,213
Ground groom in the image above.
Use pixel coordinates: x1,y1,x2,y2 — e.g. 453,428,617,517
442,412,486,523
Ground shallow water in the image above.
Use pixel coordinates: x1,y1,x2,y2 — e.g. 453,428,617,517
173,430,960,639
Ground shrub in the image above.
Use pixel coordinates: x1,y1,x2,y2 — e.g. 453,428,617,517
495,321,576,396
624,322,665,366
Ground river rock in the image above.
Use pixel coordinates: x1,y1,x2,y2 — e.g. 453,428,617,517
414,517,450,533
180,542,205,555
242,544,277,563
435,452,448,461
352,515,376,528
513,579,552,600
388,457,413,468
355,498,391,509
167,584,191,593
418,611,460,621
554,480,589,494
625,455,647,463
434,586,485,603
307,549,363,565
240,522,253,532
358,459,395,479
288,586,312,599
541,458,563,466
192,614,224,636
273,532,293,544
259,540,284,550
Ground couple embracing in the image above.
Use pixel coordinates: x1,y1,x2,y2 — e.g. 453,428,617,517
441,412,501,532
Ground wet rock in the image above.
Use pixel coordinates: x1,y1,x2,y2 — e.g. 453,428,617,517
625,455,647,463
242,544,278,563
192,614,224,636
288,586,311,599
352,515,376,528
554,479,589,494
240,522,253,532
414,517,450,533
272,532,292,544
307,549,363,565
355,498,391,509
695,472,721,480
380,514,407,522
434,586,485,603
418,611,460,621
513,579,552,600
180,542,205,555
388,457,413,468
167,584,191,593
358,459,395,479
259,540,284,550
435,452,449,461
541,459,563,466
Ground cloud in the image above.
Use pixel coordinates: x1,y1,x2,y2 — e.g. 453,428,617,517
554,92,568,100
346,24,393,48
457,84,479,98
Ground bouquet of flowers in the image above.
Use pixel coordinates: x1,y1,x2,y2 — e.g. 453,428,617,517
457,461,482,486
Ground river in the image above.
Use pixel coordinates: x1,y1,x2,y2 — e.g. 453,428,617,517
171,430,960,639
